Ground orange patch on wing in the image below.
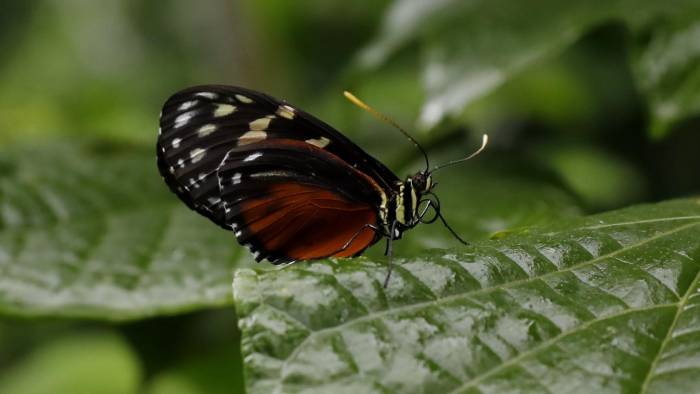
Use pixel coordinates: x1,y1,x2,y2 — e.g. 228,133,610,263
240,183,378,260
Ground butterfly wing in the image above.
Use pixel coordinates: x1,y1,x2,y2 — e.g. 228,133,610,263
216,139,384,263
157,85,399,230
157,85,396,262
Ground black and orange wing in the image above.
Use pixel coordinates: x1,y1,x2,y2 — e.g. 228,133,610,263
157,85,399,230
217,139,384,263
157,85,395,263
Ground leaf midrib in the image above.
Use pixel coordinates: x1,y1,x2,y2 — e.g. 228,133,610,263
276,218,700,384
638,265,700,393
445,303,679,394
581,216,700,229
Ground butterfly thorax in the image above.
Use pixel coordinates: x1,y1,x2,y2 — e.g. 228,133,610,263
383,171,434,239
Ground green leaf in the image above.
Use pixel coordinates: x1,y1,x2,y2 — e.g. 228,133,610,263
0,331,141,394
632,17,700,138
234,198,700,394
0,143,254,320
360,0,700,128
0,141,577,321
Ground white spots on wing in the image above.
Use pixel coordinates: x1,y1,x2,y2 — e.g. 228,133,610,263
174,111,194,128
198,173,207,181
198,124,217,137
238,131,267,146
190,148,206,163
235,94,253,103
235,230,243,237
207,196,221,205
244,152,263,162
250,170,294,178
249,116,273,131
233,173,242,185
195,92,217,99
305,136,331,148
177,158,185,168
178,100,198,111
230,222,238,230
276,104,296,119
158,127,161,135
214,104,236,117
171,137,181,148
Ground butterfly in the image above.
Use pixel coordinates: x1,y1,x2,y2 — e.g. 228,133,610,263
157,85,487,287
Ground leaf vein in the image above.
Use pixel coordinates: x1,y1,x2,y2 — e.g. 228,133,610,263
639,267,700,393
277,221,700,382
447,304,676,394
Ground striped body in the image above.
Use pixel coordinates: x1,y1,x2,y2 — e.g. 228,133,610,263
382,173,433,239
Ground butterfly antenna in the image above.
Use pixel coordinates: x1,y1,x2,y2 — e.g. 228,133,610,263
344,91,430,172
432,134,489,172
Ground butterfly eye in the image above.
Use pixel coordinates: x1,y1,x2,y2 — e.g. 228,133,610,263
411,174,427,191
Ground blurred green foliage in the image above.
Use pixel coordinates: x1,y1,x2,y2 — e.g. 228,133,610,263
1,0,699,393
0,331,140,394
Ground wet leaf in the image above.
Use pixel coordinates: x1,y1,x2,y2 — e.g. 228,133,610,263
361,0,700,129
0,143,254,320
0,141,576,321
234,198,700,394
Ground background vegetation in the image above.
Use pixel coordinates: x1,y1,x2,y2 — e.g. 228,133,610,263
0,1,699,393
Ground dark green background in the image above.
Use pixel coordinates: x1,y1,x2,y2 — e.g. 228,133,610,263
1,1,699,393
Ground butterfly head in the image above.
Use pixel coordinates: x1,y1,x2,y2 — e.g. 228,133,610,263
410,171,435,194
411,171,436,194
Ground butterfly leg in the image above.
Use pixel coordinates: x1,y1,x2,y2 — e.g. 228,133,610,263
383,220,399,288
323,223,384,258
338,223,382,252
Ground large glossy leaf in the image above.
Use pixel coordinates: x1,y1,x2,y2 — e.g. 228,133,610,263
0,142,577,320
234,198,700,394
360,0,700,130
0,143,254,320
